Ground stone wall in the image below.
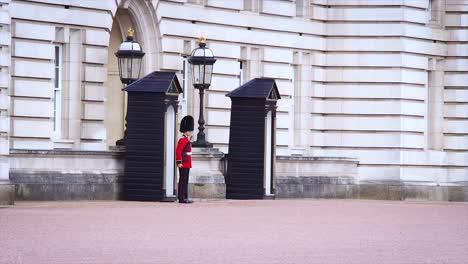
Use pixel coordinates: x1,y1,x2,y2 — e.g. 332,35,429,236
10,150,124,200
0,0,467,202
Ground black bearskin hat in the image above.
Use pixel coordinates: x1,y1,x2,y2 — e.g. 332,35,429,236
180,115,194,132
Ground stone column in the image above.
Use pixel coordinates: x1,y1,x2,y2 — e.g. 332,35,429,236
291,52,312,155
0,0,14,205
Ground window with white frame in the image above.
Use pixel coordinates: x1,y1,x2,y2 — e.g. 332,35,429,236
180,55,189,118
53,45,62,138
239,60,245,86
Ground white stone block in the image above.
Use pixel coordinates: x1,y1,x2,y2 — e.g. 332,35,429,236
325,53,398,67
206,0,243,10
13,60,54,79
0,136,9,156
444,135,468,150
158,1,325,36
210,75,239,92
0,30,11,46
84,65,107,83
12,119,52,138
447,44,468,57
444,120,468,134
80,141,106,151
312,100,425,116
328,37,402,51
0,112,9,133
81,121,105,140
161,38,184,53
205,126,229,144
447,167,468,183
262,0,295,17
315,84,425,101
207,92,230,108
445,73,468,87
401,69,427,85
445,59,468,71
328,0,425,8
0,72,8,88
209,42,240,59
83,103,105,120
11,138,52,150
84,47,108,64
275,98,290,114
213,59,239,75
444,104,468,118
0,9,10,25
19,0,116,11
276,112,291,129
263,48,292,63
13,21,55,41
446,14,468,27
0,92,8,110
328,7,402,21
275,79,292,97
263,63,292,79
449,30,468,42
314,132,423,149
444,89,468,103
83,84,105,101
161,54,183,70
14,40,54,60
400,167,443,184
159,20,325,51
12,99,53,118
11,2,112,30
0,48,10,67
316,115,424,132
84,29,109,46
327,23,402,37
402,39,446,57
207,109,230,126
276,129,289,146
13,79,53,98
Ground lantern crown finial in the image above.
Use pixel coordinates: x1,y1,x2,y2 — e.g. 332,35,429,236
127,27,135,38
199,36,206,45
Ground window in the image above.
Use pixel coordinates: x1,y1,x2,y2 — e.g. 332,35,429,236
239,60,245,86
53,45,62,138
182,56,188,99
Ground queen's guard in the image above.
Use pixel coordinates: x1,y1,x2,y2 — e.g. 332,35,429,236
176,116,194,203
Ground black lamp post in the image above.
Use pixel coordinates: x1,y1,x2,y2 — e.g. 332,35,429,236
188,37,217,148
115,28,145,145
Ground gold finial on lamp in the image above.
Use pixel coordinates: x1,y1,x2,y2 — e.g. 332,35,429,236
127,27,135,38
199,36,206,44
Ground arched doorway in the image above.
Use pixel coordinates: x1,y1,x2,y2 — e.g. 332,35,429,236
105,21,125,147
105,1,161,147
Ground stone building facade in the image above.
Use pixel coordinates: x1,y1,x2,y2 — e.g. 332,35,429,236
0,0,467,204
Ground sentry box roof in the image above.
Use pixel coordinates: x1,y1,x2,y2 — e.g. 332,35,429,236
226,78,280,100
123,71,182,95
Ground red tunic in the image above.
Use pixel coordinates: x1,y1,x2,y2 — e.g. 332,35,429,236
176,135,192,168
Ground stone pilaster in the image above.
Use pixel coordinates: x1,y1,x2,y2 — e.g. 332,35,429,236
0,0,14,205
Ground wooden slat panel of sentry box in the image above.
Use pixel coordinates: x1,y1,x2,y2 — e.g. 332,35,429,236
123,92,166,201
226,98,266,199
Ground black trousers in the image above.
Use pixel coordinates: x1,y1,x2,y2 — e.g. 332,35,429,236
178,168,190,200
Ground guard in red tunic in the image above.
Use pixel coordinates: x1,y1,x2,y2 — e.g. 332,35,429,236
176,115,194,203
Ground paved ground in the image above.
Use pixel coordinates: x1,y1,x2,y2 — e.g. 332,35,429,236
1,199,468,264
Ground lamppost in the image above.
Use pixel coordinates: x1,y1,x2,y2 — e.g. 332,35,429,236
115,28,145,145
188,37,217,148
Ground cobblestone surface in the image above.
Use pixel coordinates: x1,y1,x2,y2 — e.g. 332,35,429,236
1,199,468,264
